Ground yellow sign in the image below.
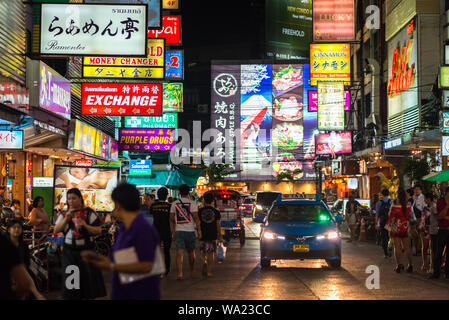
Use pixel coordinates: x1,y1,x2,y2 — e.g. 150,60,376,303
74,120,98,156
163,0,179,9
310,43,350,86
83,39,165,79
83,66,164,79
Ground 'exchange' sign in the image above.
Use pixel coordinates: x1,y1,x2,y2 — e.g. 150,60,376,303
40,4,148,56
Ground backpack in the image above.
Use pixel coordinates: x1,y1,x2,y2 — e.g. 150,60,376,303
178,198,192,217
379,200,392,227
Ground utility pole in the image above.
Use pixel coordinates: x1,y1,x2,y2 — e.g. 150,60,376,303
358,0,365,150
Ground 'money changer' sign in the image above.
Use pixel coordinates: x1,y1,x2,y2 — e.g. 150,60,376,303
40,4,148,56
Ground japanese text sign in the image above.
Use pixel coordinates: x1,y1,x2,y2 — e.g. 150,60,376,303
317,81,345,131
165,50,183,79
39,61,71,119
82,83,162,116
119,128,175,151
313,0,355,42
309,90,350,111
0,131,23,149
124,113,177,128
147,16,181,45
0,82,29,113
40,4,148,56
82,38,165,79
315,132,352,155
310,43,350,86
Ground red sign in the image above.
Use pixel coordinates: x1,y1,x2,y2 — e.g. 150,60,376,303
81,83,163,116
313,0,355,42
0,82,29,112
75,160,93,167
147,16,181,45
387,22,415,98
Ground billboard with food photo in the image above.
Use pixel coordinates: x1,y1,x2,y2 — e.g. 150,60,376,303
53,166,119,213
315,131,352,155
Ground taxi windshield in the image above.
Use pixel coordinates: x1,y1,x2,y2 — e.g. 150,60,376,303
269,204,331,222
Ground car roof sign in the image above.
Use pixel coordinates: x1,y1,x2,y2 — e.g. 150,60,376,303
279,194,320,201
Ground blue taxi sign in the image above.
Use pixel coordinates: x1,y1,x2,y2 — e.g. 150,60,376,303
278,194,321,201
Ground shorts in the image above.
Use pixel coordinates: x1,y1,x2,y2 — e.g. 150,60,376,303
200,240,217,254
175,231,196,252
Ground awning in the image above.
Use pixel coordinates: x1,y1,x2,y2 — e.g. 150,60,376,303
422,170,449,182
127,169,204,189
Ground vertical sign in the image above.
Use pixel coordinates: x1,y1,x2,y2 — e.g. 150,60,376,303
317,81,345,130
211,65,241,180
165,50,183,79
310,43,351,86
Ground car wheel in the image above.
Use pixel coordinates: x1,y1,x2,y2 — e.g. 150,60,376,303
240,229,246,247
327,258,341,269
261,258,271,268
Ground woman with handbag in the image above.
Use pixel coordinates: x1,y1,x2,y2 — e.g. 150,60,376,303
386,189,414,273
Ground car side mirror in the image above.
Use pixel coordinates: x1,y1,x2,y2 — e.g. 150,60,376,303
253,215,265,223
335,215,344,222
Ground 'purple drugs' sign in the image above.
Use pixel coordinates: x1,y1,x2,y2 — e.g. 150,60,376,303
39,62,71,119
119,128,175,151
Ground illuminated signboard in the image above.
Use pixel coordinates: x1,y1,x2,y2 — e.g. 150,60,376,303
0,131,24,149
40,4,148,56
317,81,345,131
33,177,53,188
82,38,165,79
147,16,181,45
313,0,355,42
441,66,449,88
0,82,29,113
124,113,177,128
387,18,417,121
315,132,352,155
81,83,162,116
165,50,183,80
163,83,183,112
119,128,175,151
442,112,449,133
75,160,93,167
309,90,350,111
84,0,162,29
129,160,152,175
265,0,312,60
163,0,179,9
384,138,402,149
443,136,449,156
310,43,350,86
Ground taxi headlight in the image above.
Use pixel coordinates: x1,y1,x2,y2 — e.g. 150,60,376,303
263,231,285,240
256,205,263,211
316,231,340,240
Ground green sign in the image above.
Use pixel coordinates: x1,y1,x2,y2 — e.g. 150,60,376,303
265,0,313,60
129,160,152,175
163,83,183,112
124,113,178,128
441,66,449,88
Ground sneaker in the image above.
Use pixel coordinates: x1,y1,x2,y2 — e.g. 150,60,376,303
427,268,434,274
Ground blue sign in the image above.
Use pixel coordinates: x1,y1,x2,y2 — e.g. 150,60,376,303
165,50,183,80
129,160,152,175
384,138,402,150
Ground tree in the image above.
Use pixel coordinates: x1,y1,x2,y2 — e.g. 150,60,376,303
400,151,435,193
205,164,241,184
275,169,304,184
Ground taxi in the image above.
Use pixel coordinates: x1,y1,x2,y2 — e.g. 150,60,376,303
260,193,343,269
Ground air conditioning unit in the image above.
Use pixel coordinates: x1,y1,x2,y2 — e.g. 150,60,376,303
198,104,208,113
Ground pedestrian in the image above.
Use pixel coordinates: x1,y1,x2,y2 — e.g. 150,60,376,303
345,193,361,243
0,232,34,299
11,200,21,218
424,193,438,274
430,187,449,279
82,183,162,300
6,219,46,300
198,192,223,278
150,187,172,277
53,188,106,300
411,184,425,255
376,189,392,258
170,184,202,280
386,189,414,273
29,197,50,234
372,193,380,245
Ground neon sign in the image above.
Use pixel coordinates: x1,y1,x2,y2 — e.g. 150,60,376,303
387,20,415,98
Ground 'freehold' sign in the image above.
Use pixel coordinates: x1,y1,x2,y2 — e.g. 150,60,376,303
40,4,148,56
81,83,162,116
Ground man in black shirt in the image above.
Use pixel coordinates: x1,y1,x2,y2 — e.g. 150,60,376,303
150,187,172,276
198,193,222,278
0,233,33,299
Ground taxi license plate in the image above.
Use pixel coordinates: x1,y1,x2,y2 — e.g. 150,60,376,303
293,244,309,252
221,230,226,235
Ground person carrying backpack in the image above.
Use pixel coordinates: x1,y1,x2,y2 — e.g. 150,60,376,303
376,189,393,258
170,184,202,280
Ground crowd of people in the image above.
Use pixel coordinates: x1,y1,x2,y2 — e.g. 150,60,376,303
1,183,223,300
346,184,449,278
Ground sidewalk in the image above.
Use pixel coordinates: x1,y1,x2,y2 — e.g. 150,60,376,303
244,218,261,239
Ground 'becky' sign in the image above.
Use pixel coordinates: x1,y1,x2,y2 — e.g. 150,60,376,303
81,83,162,116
